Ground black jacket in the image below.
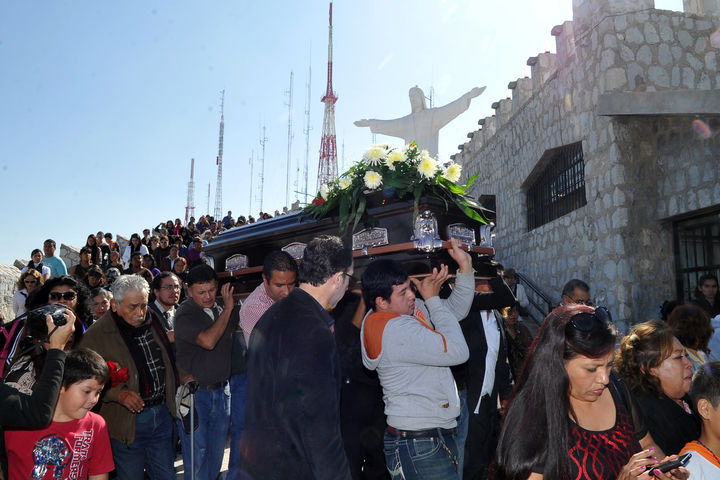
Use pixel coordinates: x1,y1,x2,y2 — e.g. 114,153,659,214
240,288,351,480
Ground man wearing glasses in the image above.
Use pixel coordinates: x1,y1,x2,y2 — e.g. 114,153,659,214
149,272,181,340
241,236,354,479
561,278,593,306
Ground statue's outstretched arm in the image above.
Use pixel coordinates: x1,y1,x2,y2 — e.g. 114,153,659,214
433,86,486,128
354,117,407,138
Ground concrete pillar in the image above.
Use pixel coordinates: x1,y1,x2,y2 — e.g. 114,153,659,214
684,0,720,16
572,0,654,37
527,53,558,92
509,77,533,112
552,21,576,69
493,98,514,127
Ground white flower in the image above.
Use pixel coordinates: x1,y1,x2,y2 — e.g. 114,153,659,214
443,162,462,183
339,176,353,190
363,145,387,166
363,170,382,189
385,149,406,171
320,183,330,200
417,153,438,179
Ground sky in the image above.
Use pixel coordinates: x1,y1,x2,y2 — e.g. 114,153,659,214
0,0,683,265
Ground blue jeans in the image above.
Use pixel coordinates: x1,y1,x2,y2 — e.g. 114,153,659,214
456,389,469,480
110,404,176,480
227,373,247,478
177,384,231,480
384,430,459,480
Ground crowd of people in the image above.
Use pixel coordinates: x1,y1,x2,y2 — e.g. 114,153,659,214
2,218,720,480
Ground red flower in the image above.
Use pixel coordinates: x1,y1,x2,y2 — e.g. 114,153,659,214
312,196,325,205
106,361,130,388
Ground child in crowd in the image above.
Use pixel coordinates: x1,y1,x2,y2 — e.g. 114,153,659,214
5,348,114,480
680,362,720,478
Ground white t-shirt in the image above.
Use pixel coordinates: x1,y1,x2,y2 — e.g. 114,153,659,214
683,446,720,480
20,265,51,277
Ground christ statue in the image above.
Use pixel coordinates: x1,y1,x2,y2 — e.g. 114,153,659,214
354,85,485,157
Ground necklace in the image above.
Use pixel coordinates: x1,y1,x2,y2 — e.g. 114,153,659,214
697,439,720,467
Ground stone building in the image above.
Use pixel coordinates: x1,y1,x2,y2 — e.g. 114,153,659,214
452,0,720,326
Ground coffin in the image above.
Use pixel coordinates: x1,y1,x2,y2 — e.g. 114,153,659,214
204,194,494,296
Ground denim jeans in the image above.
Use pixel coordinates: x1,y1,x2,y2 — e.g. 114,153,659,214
110,404,176,480
177,384,231,480
456,389,469,480
384,429,459,480
227,373,247,478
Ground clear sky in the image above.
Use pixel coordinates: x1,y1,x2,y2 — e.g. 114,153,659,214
0,0,682,265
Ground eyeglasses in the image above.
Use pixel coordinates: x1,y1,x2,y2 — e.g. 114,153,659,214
569,306,612,332
24,279,38,285
160,284,181,291
341,271,356,283
49,291,77,301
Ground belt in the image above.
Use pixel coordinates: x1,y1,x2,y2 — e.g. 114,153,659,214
386,426,457,439
202,380,228,390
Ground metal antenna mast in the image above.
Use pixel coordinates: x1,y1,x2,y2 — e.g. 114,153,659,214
213,90,225,219
206,182,211,215
317,1,338,187
303,63,312,200
248,150,254,218
285,71,294,208
259,124,268,215
185,158,196,224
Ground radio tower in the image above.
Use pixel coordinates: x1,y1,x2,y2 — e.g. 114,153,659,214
303,63,312,200
285,71,294,209
213,90,225,220
184,158,196,223
317,1,338,187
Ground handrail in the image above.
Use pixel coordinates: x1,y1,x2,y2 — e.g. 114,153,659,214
517,271,554,318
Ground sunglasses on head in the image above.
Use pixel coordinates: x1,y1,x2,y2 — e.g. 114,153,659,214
568,306,612,332
49,291,76,301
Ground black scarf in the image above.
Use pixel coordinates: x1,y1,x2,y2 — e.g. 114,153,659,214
112,310,178,398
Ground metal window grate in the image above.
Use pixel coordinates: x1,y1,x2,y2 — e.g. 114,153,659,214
674,210,720,301
526,142,587,230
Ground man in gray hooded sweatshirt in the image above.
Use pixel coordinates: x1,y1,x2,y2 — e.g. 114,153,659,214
360,239,474,480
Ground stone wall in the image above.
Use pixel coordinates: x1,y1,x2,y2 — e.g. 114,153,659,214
0,264,21,323
453,0,720,327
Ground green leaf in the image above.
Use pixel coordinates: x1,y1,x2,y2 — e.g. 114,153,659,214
352,194,367,232
452,196,487,224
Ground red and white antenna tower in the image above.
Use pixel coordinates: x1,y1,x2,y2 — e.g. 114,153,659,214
185,158,196,224
317,1,338,188
213,90,225,220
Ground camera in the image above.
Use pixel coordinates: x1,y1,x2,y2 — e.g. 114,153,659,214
27,304,68,327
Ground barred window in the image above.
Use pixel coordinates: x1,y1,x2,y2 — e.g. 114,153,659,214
525,142,587,231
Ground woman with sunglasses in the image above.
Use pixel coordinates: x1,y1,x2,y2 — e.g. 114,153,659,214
5,277,88,392
13,269,44,317
616,320,700,457
495,305,687,480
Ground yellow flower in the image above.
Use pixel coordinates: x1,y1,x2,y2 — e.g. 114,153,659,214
320,183,330,200
363,170,382,189
363,145,387,166
417,154,438,179
339,176,353,190
443,163,462,183
385,149,406,171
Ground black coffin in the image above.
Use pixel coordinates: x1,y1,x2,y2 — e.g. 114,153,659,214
203,195,493,296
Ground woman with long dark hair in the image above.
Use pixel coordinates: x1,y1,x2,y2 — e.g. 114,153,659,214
121,233,149,264
84,233,103,266
495,305,687,480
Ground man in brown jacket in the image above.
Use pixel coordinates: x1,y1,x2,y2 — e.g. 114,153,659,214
80,274,178,480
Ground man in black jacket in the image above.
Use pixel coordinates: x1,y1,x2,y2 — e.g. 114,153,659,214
240,236,353,480
451,266,516,480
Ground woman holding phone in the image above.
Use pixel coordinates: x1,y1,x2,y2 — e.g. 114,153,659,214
495,305,688,480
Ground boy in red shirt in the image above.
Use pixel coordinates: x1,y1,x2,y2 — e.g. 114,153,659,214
5,348,114,479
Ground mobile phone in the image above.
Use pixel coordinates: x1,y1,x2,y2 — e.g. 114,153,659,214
648,452,691,476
